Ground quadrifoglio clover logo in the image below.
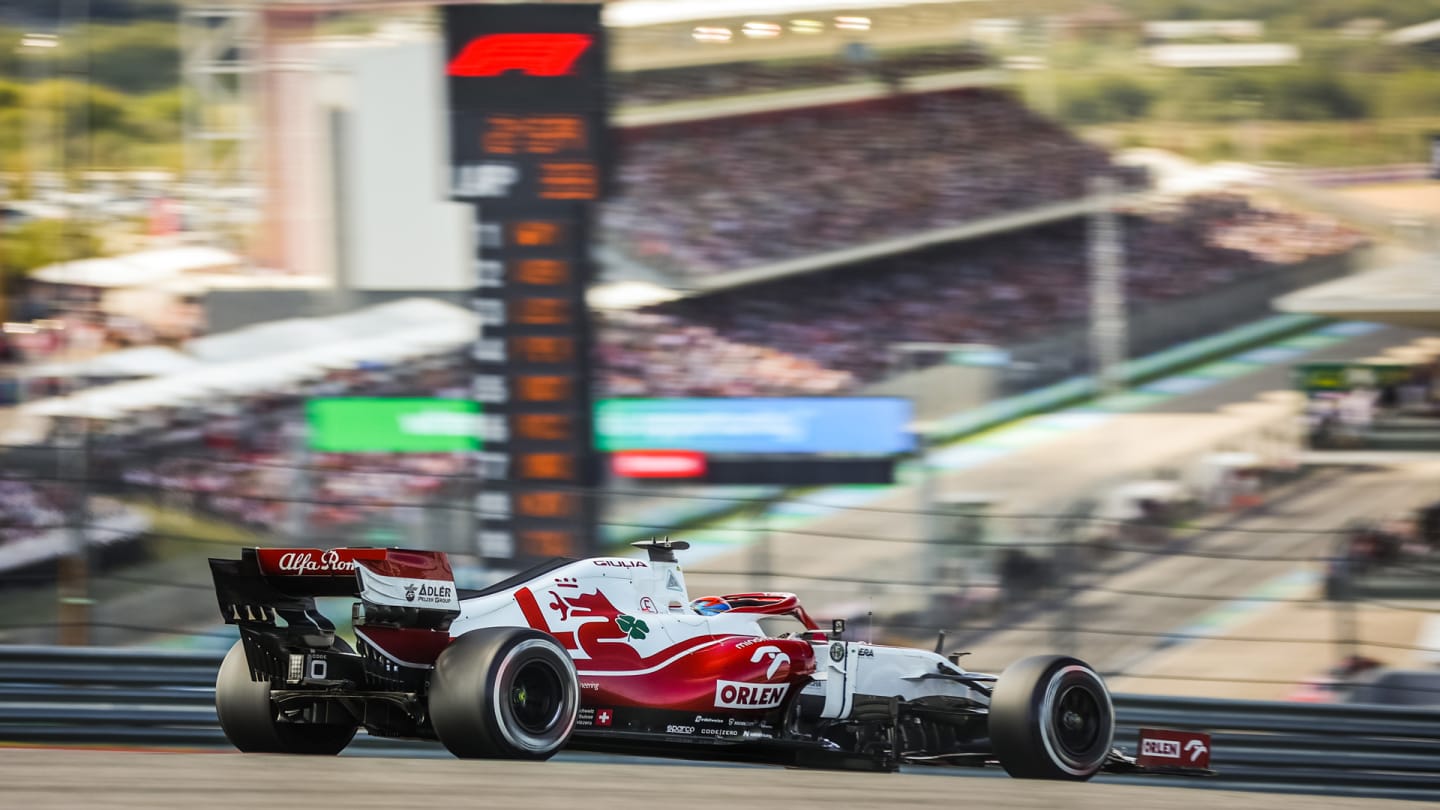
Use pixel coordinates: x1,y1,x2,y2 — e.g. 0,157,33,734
616,615,649,640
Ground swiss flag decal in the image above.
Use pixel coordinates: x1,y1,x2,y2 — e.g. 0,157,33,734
595,708,614,727
447,33,592,77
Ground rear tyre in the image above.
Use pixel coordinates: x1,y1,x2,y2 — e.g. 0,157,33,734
988,654,1114,780
215,640,357,755
428,627,579,760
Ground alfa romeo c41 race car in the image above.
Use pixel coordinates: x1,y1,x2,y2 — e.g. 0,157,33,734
209,539,1212,778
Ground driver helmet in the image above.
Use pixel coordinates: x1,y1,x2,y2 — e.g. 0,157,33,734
691,596,732,616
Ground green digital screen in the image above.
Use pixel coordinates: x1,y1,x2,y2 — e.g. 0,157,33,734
306,398,481,453
1294,363,1412,393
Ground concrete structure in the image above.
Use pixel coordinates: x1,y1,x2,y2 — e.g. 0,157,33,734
1277,257,1440,331
321,36,472,291
257,19,472,288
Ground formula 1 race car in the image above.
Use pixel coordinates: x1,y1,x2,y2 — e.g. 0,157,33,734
209,539,1212,778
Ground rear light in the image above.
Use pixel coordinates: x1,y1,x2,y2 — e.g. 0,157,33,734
287,654,305,684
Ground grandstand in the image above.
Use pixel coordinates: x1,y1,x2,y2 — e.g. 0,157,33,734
0,5,1402,663
599,194,1366,397
602,88,1130,281
611,43,993,108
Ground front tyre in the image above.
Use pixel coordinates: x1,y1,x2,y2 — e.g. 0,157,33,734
214,641,356,755
428,627,579,760
988,655,1114,780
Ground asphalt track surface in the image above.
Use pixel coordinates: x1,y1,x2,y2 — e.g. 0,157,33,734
962,459,1440,676
4,749,1432,810
683,325,1430,612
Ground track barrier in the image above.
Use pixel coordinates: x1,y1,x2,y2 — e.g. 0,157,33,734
2,645,1439,799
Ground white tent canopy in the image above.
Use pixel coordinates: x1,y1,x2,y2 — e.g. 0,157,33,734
27,345,201,379
15,298,478,424
185,297,473,362
30,247,241,288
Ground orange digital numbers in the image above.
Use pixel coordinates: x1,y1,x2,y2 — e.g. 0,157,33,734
516,375,572,402
520,529,576,557
513,298,570,325
482,115,588,156
518,452,576,481
539,162,598,200
512,336,574,364
514,413,571,441
514,259,569,285
512,221,562,247
481,116,523,155
527,116,588,154
516,491,577,519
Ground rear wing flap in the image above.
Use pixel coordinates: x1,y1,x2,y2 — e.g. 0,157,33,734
209,547,459,635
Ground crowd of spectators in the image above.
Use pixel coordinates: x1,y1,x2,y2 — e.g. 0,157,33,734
121,452,466,535
1,307,163,405
598,194,1367,397
0,479,64,545
601,89,1138,277
612,45,993,107
111,359,472,538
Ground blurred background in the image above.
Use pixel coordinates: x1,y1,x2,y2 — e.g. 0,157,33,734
1,0,1440,710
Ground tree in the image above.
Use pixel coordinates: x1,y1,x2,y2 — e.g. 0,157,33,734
0,218,104,289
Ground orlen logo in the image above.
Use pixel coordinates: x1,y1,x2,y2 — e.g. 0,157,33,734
1141,738,1181,759
748,645,792,681
447,33,592,77
714,680,788,710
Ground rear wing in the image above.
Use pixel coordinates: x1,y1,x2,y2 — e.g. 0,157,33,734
209,547,459,644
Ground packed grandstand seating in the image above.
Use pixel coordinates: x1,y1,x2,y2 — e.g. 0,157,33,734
120,452,467,534
112,360,473,536
601,89,1142,277
611,45,994,107
32,193,1365,537
597,194,1367,397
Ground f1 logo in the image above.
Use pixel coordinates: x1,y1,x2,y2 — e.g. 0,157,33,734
448,33,592,77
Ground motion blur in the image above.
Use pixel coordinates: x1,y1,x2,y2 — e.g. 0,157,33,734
2,0,1440,798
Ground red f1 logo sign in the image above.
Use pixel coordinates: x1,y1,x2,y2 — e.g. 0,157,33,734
448,33,592,78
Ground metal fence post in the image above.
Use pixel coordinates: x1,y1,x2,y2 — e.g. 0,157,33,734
1053,522,1077,658
748,495,773,593
57,419,93,646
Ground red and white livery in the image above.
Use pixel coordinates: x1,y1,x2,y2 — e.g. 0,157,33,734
208,539,1213,777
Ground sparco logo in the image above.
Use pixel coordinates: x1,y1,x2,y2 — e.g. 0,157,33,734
277,549,356,575
714,680,788,710
1141,739,1180,759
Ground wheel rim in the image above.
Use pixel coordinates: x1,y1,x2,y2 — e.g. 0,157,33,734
1038,665,1113,775
508,658,564,736
1052,684,1102,757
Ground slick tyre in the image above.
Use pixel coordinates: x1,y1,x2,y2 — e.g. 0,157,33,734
215,641,356,755
988,655,1114,780
428,627,579,760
